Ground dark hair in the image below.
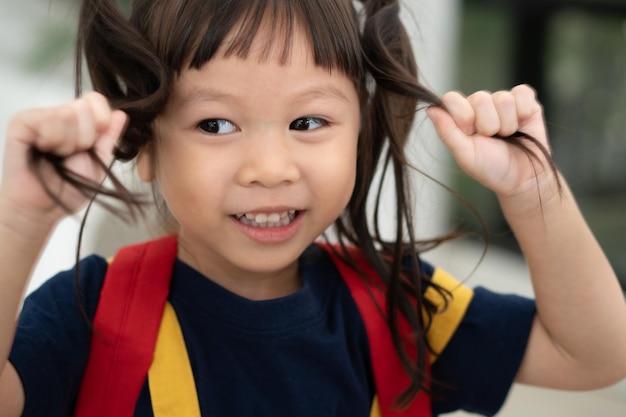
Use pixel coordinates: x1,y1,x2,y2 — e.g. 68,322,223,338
31,0,559,408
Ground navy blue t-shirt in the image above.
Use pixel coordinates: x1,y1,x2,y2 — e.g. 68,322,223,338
10,244,534,416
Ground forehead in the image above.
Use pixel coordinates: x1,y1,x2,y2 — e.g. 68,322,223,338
170,31,358,111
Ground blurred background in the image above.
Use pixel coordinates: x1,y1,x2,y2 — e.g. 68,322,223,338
0,0,624,415
450,0,626,292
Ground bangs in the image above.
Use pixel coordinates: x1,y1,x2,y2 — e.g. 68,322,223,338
143,0,364,81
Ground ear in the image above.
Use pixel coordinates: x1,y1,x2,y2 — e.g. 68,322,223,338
136,147,155,182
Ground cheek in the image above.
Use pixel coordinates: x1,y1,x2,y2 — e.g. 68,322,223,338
310,137,358,207
340,150,358,206
150,141,225,210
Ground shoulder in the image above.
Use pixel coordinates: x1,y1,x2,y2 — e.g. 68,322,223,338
432,283,535,415
422,266,475,359
10,254,109,417
21,254,109,321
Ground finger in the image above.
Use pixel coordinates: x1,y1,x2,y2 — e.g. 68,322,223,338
9,94,115,158
440,91,476,135
511,84,543,124
73,92,120,153
9,105,80,156
492,90,518,137
467,90,500,137
72,99,97,154
94,110,128,164
83,92,115,134
426,105,473,162
36,104,81,156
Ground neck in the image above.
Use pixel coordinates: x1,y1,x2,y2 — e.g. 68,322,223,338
177,246,302,301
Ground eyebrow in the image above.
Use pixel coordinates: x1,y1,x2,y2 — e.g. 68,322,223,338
174,88,234,110
175,84,352,109
291,85,352,105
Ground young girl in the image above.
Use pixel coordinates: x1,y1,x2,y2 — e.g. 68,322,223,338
1,0,625,416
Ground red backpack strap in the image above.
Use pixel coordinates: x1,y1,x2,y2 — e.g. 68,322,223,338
319,243,431,416
74,234,178,417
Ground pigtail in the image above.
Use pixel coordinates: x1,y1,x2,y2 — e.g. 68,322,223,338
30,0,168,216
338,0,562,409
341,0,443,407
76,0,171,161
29,0,174,335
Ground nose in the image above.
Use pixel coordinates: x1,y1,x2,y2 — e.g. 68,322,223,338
236,129,301,187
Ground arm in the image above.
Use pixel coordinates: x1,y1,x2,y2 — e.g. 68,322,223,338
427,85,626,390
0,93,126,416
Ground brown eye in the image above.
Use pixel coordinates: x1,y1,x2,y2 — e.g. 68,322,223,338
197,119,237,134
289,117,327,131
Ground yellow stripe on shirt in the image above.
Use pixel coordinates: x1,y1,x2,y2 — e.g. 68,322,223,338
146,269,471,417
425,268,474,362
370,268,474,416
148,302,202,417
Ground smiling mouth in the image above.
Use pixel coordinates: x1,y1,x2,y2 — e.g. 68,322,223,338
233,210,299,228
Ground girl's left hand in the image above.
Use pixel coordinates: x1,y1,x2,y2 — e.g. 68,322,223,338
427,84,553,200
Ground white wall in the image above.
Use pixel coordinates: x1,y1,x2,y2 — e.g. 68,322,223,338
0,1,78,291
402,0,461,240
0,0,154,292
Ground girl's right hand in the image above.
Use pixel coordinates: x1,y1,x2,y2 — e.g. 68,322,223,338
0,95,127,417
0,92,127,227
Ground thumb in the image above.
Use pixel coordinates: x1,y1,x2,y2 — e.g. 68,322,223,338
426,106,473,159
95,109,128,164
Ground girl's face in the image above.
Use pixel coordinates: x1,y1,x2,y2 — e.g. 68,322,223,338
139,27,360,298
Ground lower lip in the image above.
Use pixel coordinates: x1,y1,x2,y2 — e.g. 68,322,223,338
230,211,305,244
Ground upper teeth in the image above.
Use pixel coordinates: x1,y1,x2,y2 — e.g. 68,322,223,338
236,210,296,227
